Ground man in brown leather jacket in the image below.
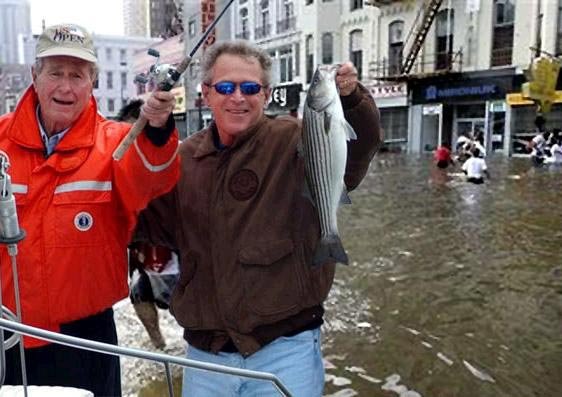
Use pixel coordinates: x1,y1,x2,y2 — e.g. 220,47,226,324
137,40,381,396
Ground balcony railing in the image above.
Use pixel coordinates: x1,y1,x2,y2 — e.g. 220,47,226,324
254,24,271,39
368,49,463,80
277,16,296,34
491,47,512,67
235,30,250,40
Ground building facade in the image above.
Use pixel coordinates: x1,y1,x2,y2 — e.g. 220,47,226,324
91,35,160,118
180,0,562,155
124,0,150,37
0,0,31,64
371,0,562,156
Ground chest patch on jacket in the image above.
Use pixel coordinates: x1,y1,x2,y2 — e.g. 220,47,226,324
229,169,259,201
74,211,94,231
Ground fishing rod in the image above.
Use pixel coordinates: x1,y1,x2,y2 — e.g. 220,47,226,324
113,0,236,160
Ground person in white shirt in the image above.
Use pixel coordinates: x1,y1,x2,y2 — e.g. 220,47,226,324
545,137,562,164
462,148,490,184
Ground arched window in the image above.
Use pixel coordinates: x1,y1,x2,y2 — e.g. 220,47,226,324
350,29,363,80
238,8,249,39
388,20,404,75
322,33,333,64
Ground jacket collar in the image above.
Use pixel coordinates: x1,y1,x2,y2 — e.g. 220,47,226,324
7,85,98,153
192,116,268,159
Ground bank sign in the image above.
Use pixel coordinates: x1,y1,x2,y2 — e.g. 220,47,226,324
411,75,514,104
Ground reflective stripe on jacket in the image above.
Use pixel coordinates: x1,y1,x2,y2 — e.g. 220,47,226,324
0,86,180,347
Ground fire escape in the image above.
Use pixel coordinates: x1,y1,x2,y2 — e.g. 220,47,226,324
401,0,443,74
368,0,461,80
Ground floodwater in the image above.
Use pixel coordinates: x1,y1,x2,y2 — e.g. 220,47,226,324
138,153,562,397
322,153,562,397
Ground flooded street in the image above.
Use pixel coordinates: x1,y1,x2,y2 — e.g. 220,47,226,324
322,153,562,397
124,153,562,397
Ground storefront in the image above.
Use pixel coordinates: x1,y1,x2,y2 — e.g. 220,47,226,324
408,68,521,155
506,92,562,156
367,82,408,152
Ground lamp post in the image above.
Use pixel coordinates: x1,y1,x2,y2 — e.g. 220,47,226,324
195,83,204,131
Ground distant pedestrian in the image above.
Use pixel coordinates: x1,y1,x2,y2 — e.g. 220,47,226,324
434,144,454,169
462,147,489,184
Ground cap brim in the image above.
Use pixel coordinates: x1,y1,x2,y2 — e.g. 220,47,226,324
37,47,97,63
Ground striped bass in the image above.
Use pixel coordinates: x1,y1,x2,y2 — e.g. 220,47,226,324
302,65,357,266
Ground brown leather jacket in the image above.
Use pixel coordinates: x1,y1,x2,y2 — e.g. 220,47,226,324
137,84,381,356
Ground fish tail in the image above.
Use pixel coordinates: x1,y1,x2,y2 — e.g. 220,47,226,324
312,235,349,266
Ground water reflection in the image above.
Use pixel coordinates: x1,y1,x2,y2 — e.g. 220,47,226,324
324,153,562,397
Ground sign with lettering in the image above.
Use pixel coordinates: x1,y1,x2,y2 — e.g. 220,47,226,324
411,72,516,104
201,0,216,50
368,83,407,98
266,83,302,114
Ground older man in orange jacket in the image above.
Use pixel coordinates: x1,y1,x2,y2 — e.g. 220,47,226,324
0,24,179,396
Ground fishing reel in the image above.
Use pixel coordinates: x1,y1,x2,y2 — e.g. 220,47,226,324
134,48,183,92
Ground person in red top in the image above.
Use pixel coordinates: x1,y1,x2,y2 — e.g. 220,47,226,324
434,144,455,169
0,24,179,396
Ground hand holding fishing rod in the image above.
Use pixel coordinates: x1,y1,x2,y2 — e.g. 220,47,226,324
112,0,236,160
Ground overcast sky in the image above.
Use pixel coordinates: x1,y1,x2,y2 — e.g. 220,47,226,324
29,0,124,36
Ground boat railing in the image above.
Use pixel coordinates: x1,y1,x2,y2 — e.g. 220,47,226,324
0,317,293,397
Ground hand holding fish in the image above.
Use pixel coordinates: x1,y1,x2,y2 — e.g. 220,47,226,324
336,62,358,97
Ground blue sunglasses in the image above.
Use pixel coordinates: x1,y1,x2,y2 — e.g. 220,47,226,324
206,81,264,96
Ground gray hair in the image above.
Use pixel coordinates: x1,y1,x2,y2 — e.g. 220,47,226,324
200,40,272,87
33,58,99,82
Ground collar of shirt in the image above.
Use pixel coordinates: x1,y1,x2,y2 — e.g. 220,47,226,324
36,105,70,156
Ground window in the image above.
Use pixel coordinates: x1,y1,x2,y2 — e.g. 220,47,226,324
108,99,115,112
350,30,363,80
279,48,293,82
350,0,362,11
388,20,404,75
295,42,300,77
277,0,295,33
188,20,196,37
119,49,126,64
94,78,99,89
306,35,314,83
322,33,333,64
435,9,454,70
107,71,113,89
495,0,515,25
238,8,249,39
305,0,313,5
380,107,408,145
256,1,270,38
491,0,515,66
121,72,127,88
105,48,112,61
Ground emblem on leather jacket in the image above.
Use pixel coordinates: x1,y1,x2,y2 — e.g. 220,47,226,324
229,169,259,201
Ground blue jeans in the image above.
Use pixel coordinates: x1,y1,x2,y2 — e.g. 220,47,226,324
182,327,324,397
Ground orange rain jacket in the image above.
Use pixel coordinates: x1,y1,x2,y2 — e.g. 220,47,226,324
0,87,180,347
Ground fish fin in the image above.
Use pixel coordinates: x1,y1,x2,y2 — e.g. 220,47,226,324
343,120,357,141
312,235,349,266
340,188,352,205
